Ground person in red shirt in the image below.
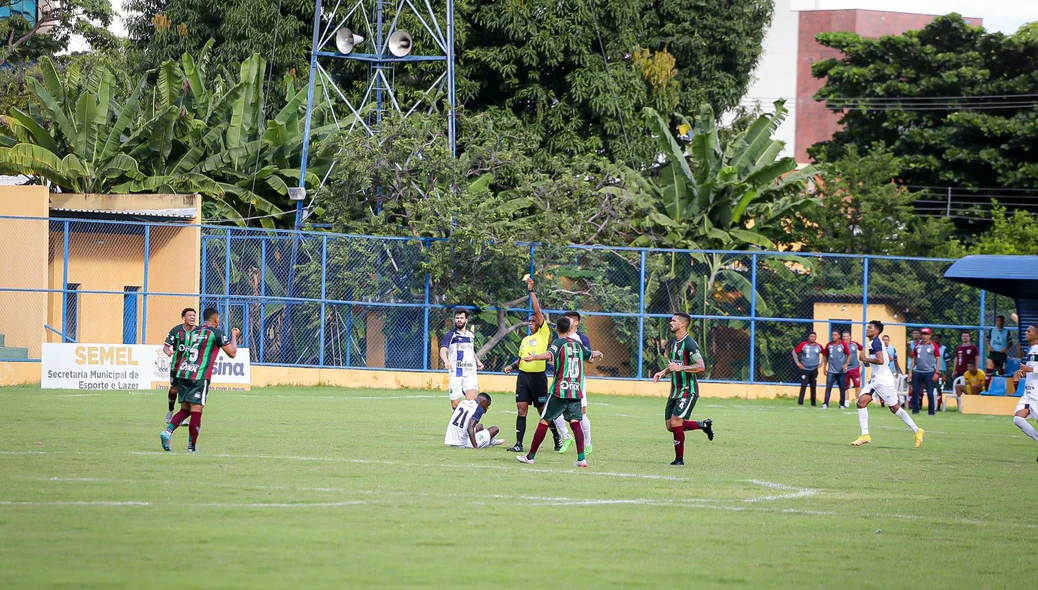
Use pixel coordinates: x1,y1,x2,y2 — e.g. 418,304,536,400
954,332,980,379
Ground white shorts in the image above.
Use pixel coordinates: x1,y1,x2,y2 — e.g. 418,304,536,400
451,429,491,449
448,373,478,400
1015,396,1038,417
581,395,587,409
862,381,898,406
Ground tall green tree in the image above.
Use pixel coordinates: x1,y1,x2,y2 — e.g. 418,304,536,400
810,15,1038,209
123,0,313,88
0,0,116,66
800,145,961,257
970,206,1038,255
460,0,772,162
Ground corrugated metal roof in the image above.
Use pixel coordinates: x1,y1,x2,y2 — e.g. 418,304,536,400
49,207,197,219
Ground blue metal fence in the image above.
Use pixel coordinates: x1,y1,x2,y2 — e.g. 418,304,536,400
0,216,1016,387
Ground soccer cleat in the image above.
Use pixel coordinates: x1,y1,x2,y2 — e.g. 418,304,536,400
851,434,872,446
160,430,172,452
585,444,592,456
490,438,505,447
516,455,535,465
669,459,684,466
181,419,191,427
164,411,173,424
575,459,587,468
702,418,714,441
558,438,573,454
553,441,563,452
505,443,524,453
821,403,828,409
915,428,925,448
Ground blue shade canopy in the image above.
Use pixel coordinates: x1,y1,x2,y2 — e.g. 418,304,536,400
945,255,1038,344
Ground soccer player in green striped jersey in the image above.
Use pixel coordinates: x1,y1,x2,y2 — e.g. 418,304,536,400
653,312,714,466
162,308,196,424
160,308,239,453
516,316,602,467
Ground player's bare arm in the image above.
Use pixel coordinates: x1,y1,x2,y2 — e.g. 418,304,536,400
439,346,453,372
221,328,240,358
163,343,174,356
527,278,545,329
667,358,705,374
792,349,804,370
523,352,552,363
467,418,480,448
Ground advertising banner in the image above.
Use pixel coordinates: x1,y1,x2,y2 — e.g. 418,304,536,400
41,344,251,391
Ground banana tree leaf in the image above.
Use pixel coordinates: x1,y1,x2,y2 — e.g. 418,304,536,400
728,229,776,249
73,92,98,160
4,111,59,153
0,144,73,189
27,78,75,143
98,153,143,181
99,80,146,162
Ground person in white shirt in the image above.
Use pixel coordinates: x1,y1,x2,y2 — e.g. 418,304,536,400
851,320,924,448
1011,325,1038,460
439,309,484,409
444,393,503,449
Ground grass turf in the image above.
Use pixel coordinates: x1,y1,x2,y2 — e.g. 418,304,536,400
1,385,1036,588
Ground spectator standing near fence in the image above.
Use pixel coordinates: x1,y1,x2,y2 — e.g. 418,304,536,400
842,332,863,408
987,315,1014,378
906,329,921,399
793,332,823,406
934,334,949,394
822,331,849,409
955,332,980,382
910,329,939,415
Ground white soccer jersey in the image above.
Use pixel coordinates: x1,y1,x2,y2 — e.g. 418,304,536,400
444,399,486,447
1023,345,1038,398
867,337,895,386
442,329,478,377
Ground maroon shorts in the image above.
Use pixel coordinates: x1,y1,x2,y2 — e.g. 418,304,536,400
846,367,862,387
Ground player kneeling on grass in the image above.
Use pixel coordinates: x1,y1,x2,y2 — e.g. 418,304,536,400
851,320,924,448
1010,325,1038,460
160,308,239,453
445,393,504,449
653,312,713,466
517,317,602,468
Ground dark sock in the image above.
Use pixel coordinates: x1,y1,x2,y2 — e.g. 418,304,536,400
515,415,527,446
167,389,176,412
547,420,560,444
571,420,585,461
167,410,190,431
189,412,202,447
527,422,549,460
683,420,701,431
673,427,685,461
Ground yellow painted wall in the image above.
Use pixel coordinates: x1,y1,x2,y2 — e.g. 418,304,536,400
144,224,200,345
813,302,907,359
0,186,50,357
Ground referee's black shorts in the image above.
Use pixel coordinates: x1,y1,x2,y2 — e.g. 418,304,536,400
516,370,548,406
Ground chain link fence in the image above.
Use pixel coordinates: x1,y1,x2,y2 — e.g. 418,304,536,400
0,216,1009,389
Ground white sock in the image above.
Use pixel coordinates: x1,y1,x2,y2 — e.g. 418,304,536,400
895,408,919,433
553,416,570,440
857,408,870,435
1014,416,1038,443
580,415,592,445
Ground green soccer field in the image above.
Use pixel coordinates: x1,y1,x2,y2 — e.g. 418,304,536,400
2,385,1036,588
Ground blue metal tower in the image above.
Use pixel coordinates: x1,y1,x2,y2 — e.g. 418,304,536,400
294,0,457,227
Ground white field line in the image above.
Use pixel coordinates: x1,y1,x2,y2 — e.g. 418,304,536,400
0,500,365,508
744,480,819,503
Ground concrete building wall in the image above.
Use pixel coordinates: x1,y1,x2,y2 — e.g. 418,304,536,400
0,186,50,358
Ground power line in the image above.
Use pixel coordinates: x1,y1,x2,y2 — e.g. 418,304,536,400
820,93,1038,102
824,102,1038,111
